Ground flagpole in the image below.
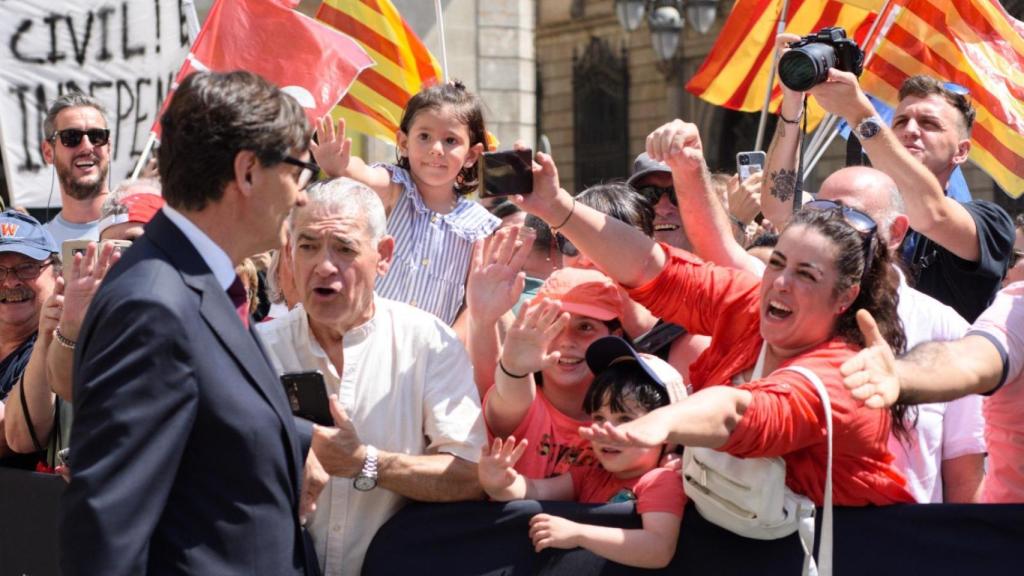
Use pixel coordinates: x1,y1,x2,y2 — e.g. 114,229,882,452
130,0,203,180
754,0,792,151
434,0,450,82
803,0,894,177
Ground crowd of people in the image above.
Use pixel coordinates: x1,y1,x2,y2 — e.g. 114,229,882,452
0,32,1020,576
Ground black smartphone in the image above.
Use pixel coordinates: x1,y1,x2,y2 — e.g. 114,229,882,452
280,371,333,426
736,151,766,181
479,148,533,198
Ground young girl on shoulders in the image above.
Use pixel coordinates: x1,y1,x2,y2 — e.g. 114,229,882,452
311,81,499,325
479,336,687,569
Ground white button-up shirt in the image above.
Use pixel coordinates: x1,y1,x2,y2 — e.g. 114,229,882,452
257,297,485,574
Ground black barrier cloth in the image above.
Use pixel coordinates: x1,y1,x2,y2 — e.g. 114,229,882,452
364,499,1024,576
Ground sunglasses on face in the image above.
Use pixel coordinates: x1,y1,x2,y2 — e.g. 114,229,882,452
281,155,320,189
51,128,110,148
803,199,879,276
555,233,579,258
637,185,677,207
0,260,54,282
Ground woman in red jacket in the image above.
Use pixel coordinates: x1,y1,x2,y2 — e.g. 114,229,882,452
517,120,915,506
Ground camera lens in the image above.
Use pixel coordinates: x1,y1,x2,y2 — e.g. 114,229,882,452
779,43,837,91
739,156,749,165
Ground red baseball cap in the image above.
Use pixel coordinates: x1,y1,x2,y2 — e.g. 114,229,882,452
532,267,623,321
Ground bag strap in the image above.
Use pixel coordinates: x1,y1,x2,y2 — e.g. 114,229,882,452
17,369,46,454
780,365,833,576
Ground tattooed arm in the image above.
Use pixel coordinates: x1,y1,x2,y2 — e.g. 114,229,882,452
759,35,813,230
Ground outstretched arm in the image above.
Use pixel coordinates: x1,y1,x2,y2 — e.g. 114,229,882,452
530,512,680,569
579,385,752,449
513,153,665,289
841,310,1004,407
809,70,981,261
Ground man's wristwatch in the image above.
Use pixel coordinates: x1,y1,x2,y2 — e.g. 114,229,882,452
855,115,884,140
353,445,378,491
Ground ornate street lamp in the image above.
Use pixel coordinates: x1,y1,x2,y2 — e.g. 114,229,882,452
613,0,722,61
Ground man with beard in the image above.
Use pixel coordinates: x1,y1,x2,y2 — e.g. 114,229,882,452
40,93,112,246
0,210,59,468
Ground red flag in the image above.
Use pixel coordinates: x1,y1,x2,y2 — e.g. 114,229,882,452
152,0,373,137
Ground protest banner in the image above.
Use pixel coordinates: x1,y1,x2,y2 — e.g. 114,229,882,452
0,0,191,208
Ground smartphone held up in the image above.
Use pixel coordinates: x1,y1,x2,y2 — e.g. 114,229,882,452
479,148,533,198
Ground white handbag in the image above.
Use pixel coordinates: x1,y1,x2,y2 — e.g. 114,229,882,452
682,343,833,576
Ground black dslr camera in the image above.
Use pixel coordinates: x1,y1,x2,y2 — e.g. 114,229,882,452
778,27,864,92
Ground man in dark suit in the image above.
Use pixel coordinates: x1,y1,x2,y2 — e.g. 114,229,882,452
59,70,321,575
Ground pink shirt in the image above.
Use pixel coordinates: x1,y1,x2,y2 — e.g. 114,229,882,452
570,466,687,515
485,390,600,479
967,282,1024,503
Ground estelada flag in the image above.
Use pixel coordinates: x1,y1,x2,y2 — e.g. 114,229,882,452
686,0,881,131
316,0,443,146
860,0,1024,198
151,0,374,138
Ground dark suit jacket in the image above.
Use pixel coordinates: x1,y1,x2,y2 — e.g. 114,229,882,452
59,211,314,575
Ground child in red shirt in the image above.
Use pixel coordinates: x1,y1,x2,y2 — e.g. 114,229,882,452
479,336,686,569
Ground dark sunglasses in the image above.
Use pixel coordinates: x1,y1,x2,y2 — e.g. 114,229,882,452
555,232,578,258
804,199,879,281
51,128,110,148
637,185,677,207
281,155,320,189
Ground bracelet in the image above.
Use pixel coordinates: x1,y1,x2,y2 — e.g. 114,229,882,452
550,196,576,231
53,326,77,350
498,359,529,379
779,110,803,125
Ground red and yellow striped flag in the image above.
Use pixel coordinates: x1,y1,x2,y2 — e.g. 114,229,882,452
686,0,880,130
316,0,443,145
861,0,1024,197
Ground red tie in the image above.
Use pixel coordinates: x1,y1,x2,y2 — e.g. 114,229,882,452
227,276,250,329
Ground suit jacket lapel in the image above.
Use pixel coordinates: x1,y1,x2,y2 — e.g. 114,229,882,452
145,212,304,499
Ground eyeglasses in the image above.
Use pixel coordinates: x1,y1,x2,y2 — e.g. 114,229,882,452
51,128,110,148
636,185,677,207
281,155,320,189
803,199,879,278
0,260,53,282
555,233,579,257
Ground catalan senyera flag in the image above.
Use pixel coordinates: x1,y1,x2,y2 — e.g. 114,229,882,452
316,0,443,145
686,0,881,130
860,0,1024,198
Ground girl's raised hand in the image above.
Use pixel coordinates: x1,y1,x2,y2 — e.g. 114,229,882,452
500,298,569,378
478,436,529,495
466,226,535,324
310,116,352,178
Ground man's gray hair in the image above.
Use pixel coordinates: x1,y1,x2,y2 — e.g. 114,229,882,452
43,92,108,139
100,177,162,220
290,177,387,243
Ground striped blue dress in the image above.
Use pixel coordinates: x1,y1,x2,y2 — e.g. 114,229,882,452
375,164,500,325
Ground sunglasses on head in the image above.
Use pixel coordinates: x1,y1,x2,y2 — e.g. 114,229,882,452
942,82,970,96
636,185,677,207
803,199,879,278
51,128,110,148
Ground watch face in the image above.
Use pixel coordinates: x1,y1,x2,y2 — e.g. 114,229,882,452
859,119,881,139
354,476,377,491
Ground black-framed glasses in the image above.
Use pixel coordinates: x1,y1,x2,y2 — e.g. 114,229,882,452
636,185,677,207
0,260,53,282
555,233,579,257
51,128,110,148
281,155,320,189
804,199,878,276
